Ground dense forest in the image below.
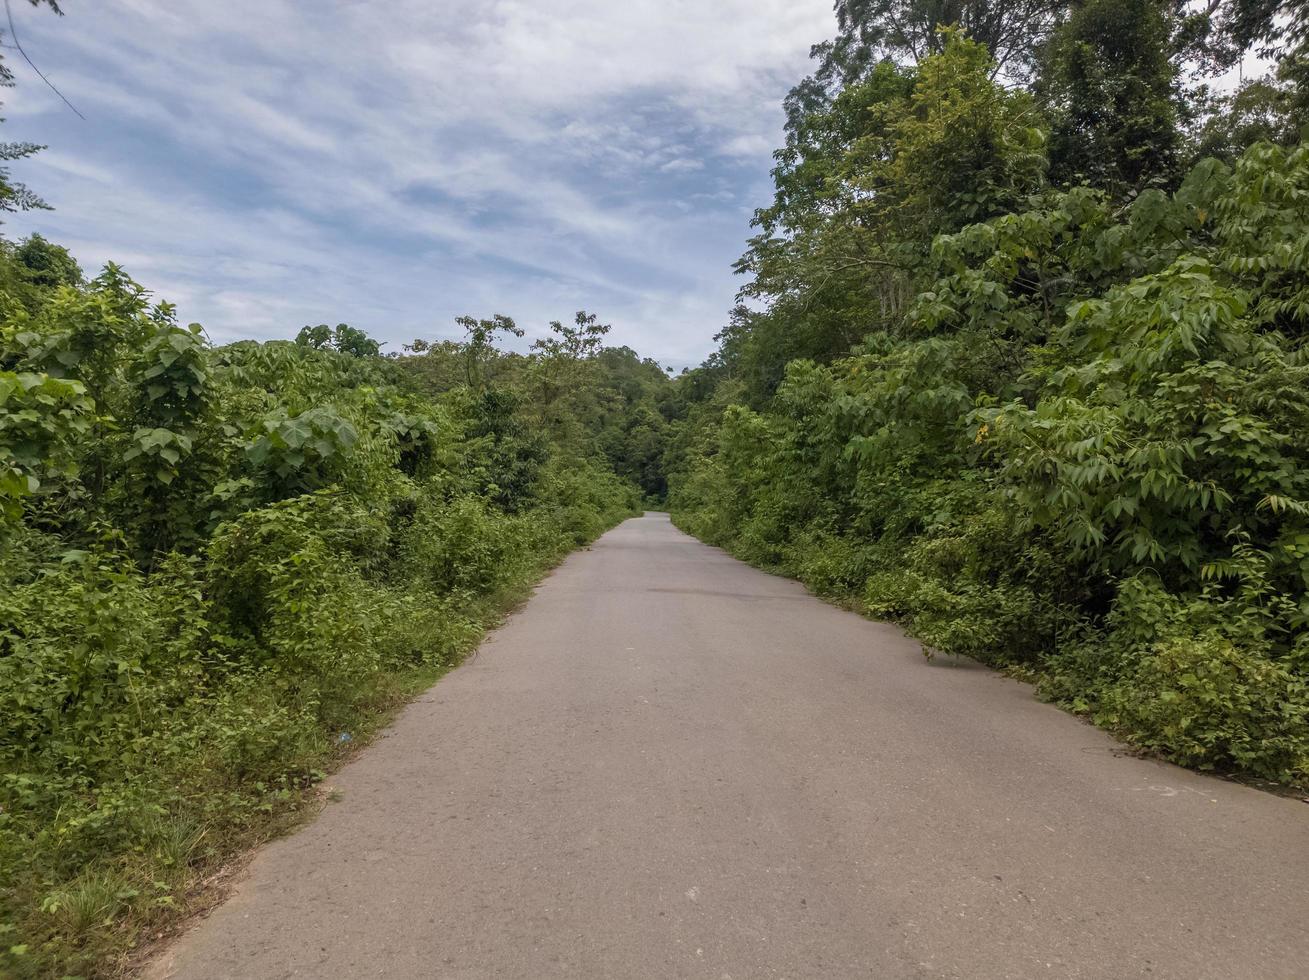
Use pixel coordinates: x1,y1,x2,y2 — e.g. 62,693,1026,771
666,0,1309,789
4,0,1309,975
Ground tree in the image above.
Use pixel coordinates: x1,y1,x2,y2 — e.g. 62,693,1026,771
730,35,1047,400
455,313,522,388
1038,0,1185,194
766,61,916,240
530,310,610,362
0,140,47,215
803,0,1064,96
871,32,1047,232
1213,0,1306,60
0,1,64,85
1211,1,1308,126
778,2,1064,222
0,1,64,217
1193,77,1301,162
295,322,382,357
13,233,80,288
530,310,611,418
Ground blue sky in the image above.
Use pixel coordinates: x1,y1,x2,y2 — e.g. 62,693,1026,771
1,0,836,367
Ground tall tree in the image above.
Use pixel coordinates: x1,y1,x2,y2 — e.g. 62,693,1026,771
806,0,1064,94
530,310,611,422
456,313,523,388
1213,0,1308,124
731,35,1048,402
1038,0,1185,194
1214,0,1306,59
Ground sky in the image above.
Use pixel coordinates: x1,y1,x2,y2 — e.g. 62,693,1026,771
1,0,837,367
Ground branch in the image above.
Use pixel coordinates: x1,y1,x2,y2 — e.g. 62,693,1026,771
4,0,83,119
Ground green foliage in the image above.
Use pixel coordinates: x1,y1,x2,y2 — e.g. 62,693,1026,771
0,371,90,517
0,0,64,222
130,321,208,427
455,313,523,388
1043,575,1309,782
247,407,360,496
11,235,80,290
0,139,47,215
0,235,656,974
1100,632,1308,781
295,322,382,358
875,32,1047,230
531,310,610,362
1038,0,1185,193
6,2,1305,970
1193,77,1302,162
670,13,1309,793
979,256,1309,585
733,35,1050,404
800,0,1062,94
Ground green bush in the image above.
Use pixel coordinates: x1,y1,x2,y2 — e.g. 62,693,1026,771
1094,634,1309,782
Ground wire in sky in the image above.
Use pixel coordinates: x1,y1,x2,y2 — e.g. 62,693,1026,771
4,0,84,120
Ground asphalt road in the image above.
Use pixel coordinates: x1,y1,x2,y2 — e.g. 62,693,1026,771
147,513,1309,980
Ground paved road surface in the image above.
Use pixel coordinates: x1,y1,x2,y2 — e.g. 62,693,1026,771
148,513,1309,979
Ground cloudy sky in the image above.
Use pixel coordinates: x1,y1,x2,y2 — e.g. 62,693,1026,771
2,0,836,366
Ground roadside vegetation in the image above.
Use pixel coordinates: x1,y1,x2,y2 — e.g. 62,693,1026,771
5,0,1309,974
1,25,675,963
664,2,1309,787
0,240,675,975
0,241,676,975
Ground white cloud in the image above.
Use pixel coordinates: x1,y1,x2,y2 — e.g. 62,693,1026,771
1,0,835,364
720,133,779,158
